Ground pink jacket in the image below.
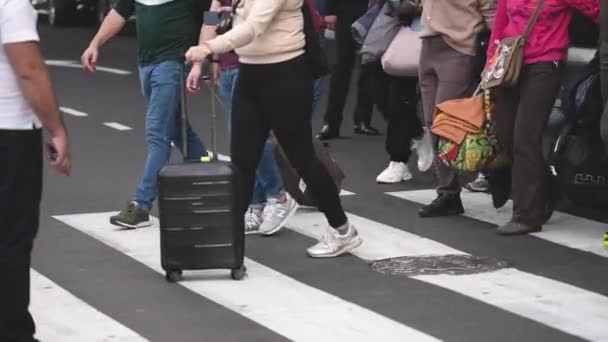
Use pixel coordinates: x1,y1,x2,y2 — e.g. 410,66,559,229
488,0,599,65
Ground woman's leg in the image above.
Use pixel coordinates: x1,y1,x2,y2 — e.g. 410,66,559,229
498,62,564,235
261,56,361,258
230,66,272,243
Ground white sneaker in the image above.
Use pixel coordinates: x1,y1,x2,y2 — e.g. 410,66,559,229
307,223,363,258
245,208,264,235
258,193,299,236
376,161,412,183
414,128,434,172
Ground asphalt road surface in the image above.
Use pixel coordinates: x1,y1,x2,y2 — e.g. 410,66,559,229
30,20,608,342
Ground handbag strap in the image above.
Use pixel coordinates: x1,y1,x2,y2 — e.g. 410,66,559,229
522,0,547,40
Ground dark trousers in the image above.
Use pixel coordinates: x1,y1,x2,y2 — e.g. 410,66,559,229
0,129,42,342
323,1,372,129
232,55,348,228
383,75,423,162
494,62,564,227
419,36,476,195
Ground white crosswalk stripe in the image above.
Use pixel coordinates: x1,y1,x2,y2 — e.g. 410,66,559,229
52,212,442,342
34,192,608,341
388,190,608,258
30,270,149,342
287,209,608,342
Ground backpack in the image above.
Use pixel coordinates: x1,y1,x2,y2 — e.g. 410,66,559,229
560,51,603,131
548,123,608,209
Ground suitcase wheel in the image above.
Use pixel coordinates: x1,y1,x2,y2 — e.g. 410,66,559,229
230,265,247,281
165,270,183,283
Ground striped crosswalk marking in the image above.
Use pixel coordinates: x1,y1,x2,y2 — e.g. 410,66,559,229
287,209,608,342
30,269,148,342
52,212,442,342
387,190,608,258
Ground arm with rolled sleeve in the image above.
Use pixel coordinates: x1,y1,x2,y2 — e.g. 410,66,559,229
114,0,135,20
205,0,286,54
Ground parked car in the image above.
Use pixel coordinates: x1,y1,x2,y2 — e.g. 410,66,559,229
33,0,123,27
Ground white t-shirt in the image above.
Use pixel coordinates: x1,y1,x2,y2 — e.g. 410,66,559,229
0,0,42,130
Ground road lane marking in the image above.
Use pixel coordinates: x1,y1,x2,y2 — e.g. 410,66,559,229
31,269,149,342
104,122,133,131
387,189,608,259
286,209,608,342
53,212,442,342
210,152,356,196
45,60,132,75
60,107,88,117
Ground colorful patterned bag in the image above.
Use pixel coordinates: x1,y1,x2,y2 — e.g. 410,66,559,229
436,89,509,172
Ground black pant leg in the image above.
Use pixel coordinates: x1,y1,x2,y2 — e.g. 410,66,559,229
323,4,368,130
264,57,348,228
385,76,423,162
0,129,42,342
230,67,272,251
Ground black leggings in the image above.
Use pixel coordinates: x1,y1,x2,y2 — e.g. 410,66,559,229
231,55,348,228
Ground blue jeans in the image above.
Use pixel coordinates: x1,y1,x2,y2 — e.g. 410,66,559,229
135,60,207,211
312,78,323,115
219,67,283,207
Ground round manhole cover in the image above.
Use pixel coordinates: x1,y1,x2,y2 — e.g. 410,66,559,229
370,254,510,277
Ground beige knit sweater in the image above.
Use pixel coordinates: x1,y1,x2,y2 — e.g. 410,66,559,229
206,0,306,64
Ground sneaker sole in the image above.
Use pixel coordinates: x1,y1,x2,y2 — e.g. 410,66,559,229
377,179,403,184
109,217,151,229
260,202,300,236
245,228,262,235
307,236,363,258
464,184,490,193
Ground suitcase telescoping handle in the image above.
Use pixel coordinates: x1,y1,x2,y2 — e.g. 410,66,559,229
179,62,219,163
179,63,189,161
208,73,218,162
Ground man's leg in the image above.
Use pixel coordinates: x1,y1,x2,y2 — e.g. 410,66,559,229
317,5,364,139
418,37,474,217
353,62,382,135
0,129,43,342
110,61,182,228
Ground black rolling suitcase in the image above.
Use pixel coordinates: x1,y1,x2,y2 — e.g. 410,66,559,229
157,67,246,282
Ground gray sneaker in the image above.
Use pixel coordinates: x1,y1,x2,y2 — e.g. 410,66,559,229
465,173,490,193
259,193,298,236
245,208,264,235
109,202,151,229
307,222,363,258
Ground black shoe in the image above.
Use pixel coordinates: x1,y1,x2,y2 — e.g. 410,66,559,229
419,194,464,218
497,221,542,236
487,168,511,209
316,124,339,140
354,123,380,136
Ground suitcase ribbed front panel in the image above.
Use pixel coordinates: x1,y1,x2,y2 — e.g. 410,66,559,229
157,162,241,272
